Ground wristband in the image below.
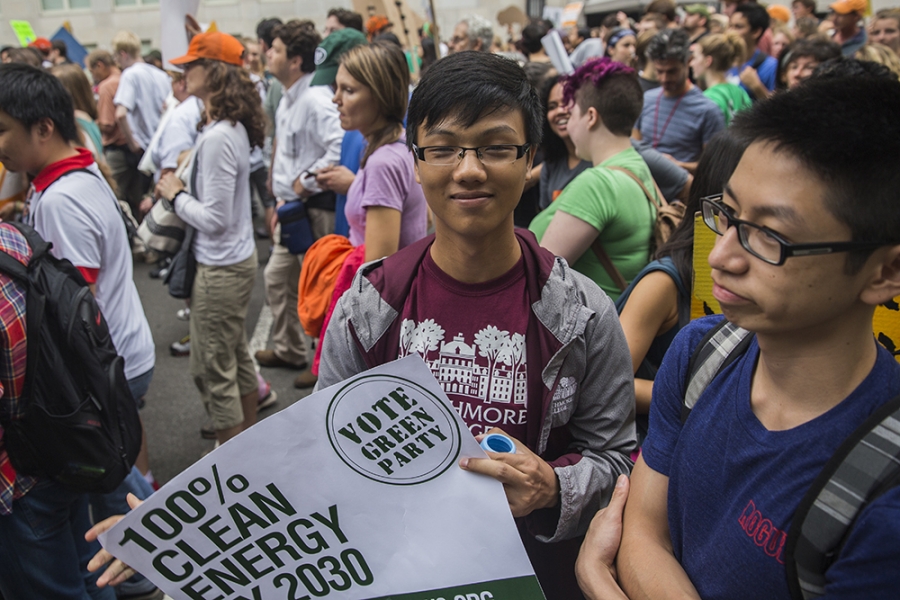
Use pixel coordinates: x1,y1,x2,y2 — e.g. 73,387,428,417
171,189,187,205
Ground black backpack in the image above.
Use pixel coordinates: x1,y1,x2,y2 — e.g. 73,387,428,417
682,319,900,599
0,221,141,493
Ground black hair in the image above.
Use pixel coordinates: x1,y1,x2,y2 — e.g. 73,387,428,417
420,36,438,75
51,39,68,58
407,52,542,151
646,0,677,22
327,8,364,32
256,17,284,48
373,32,402,47
647,28,691,63
577,27,592,40
792,0,817,11
778,38,842,87
272,20,320,73
539,75,568,163
523,61,553,89
521,22,549,55
656,130,749,287
782,38,841,66
602,13,621,29
811,56,898,80
734,3,770,41
0,63,78,143
730,77,900,272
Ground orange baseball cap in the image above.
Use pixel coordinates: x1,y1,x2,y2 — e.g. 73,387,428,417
169,31,244,67
28,37,52,52
767,5,791,23
829,0,867,14
366,15,392,37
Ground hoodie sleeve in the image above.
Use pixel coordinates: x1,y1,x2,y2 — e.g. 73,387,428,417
529,265,637,543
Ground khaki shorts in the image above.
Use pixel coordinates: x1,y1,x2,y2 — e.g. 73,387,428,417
190,250,258,431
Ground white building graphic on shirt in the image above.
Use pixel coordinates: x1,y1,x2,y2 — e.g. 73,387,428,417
398,319,527,405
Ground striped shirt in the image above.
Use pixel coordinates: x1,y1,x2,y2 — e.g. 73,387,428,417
636,86,725,164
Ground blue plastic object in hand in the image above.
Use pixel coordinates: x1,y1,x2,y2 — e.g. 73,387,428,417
480,433,516,454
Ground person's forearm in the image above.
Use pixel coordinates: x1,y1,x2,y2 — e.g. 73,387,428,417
750,82,771,101
579,567,629,600
675,160,698,174
115,110,140,152
617,535,701,600
635,379,653,414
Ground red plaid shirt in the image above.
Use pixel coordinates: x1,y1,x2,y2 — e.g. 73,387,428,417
0,222,35,515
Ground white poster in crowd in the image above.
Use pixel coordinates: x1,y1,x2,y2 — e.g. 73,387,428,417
561,2,585,29
160,0,200,68
100,357,545,600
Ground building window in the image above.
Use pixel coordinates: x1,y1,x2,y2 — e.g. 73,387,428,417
42,0,90,10
114,0,158,6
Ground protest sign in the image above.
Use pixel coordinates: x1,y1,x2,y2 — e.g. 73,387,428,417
160,0,200,68
100,357,545,600
9,20,36,46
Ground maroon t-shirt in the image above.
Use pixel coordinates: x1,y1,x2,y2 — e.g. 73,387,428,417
397,249,530,439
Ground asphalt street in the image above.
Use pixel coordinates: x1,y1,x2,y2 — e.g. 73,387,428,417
134,238,316,485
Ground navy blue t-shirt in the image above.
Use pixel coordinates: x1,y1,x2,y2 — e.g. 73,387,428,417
642,316,900,599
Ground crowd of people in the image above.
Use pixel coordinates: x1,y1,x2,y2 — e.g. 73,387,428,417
0,1,899,599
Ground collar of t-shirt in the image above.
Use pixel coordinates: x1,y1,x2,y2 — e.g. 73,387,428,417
31,148,101,284
422,247,525,295
32,147,94,192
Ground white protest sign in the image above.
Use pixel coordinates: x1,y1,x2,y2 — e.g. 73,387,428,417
100,357,545,600
160,0,200,69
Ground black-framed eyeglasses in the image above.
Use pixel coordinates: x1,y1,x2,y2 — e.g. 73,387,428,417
700,195,889,266
412,143,531,167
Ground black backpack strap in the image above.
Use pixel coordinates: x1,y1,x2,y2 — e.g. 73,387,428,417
0,221,51,282
681,320,754,423
785,392,900,600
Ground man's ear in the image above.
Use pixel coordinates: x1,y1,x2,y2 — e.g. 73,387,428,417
33,117,56,143
523,144,537,175
413,156,421,184
860,244,900,307
586,106,600,131
291,55,303,73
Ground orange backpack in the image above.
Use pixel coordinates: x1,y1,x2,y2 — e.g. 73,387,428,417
298,234,354,338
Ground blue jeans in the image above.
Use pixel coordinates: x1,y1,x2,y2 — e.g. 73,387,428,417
128,367,154,404
0,479,116,600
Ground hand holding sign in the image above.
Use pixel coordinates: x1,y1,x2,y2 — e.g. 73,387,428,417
461,427,560,518
86,493,144,587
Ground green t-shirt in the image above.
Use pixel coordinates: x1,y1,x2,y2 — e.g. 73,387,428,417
529,147,656,300
703,83,752,126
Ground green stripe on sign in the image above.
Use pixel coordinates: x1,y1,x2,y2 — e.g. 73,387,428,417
368,575,546,600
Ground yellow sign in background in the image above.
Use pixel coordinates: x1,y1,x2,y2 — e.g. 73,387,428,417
691,214,900,363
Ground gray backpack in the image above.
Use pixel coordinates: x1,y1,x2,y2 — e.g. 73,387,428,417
681,320,900,599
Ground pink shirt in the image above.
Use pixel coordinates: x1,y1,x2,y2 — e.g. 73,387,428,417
345,139,427,249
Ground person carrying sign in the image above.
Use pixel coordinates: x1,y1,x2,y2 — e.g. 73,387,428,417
316,51,637,599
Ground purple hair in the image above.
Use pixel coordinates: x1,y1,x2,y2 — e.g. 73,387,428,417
562,56,636,107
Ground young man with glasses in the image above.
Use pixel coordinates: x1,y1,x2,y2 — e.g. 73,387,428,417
317,51,636,600
603,77,900,599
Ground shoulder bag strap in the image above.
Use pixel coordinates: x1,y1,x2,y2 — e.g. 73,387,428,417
681,319,753,423
590,238,628,293
786,392,900,600
607,165,665,208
